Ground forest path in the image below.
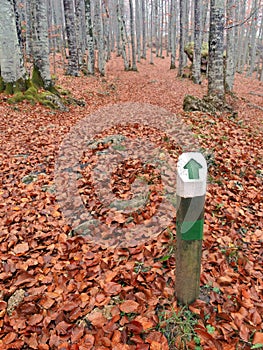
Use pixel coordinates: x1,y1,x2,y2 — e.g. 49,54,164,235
0,53,262,349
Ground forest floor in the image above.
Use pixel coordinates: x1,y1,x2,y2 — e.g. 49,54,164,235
0,54,262,350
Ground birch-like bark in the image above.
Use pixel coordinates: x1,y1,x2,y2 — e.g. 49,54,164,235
0,0,27,90
141,0,147,59
63,0,79,76
135,0,141,62
102,1,111,62
94,0,105,75
192,0,202,83
154,0,159,57
30,0,52,89
117,0,129,70
159,0,164,57
225,0,235,91
170,0,176,69
150,0,154,64
201,0,209,46
115,1,122,56
247,0,259,77
208,0,225,99
178,0,187,76
236,0,247,72
85,0,95,74
75,0,86,66
129,0,138,70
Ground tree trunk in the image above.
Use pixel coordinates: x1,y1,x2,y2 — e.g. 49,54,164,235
129,0,138,70
0,0,28,93
135,0,141,62
247,0,259,77
117,0,129,70
63,0,79,76
75,0,86,66
201,0,209,46
225,0,235,91
150,0,154,64
170,0,176,69
178,0,187,76
207,0,225,99
192,0,202,84
85,0,95,74
141,0,147,59
94,0,105,76
31,0,52,89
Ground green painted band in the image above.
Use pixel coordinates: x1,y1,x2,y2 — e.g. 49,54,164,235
177,219,204,241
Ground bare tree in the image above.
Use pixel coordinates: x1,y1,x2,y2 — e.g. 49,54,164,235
170,0,177,69
85,0,95,74
225,0,235,91
141,0,147,59
0,0,28,93
207,0,225,99
63,0,79,76
135,0,141,62
129,0,138,70
94,0,105,75
192,0,202,83
178,0,187,76
30,0,53,89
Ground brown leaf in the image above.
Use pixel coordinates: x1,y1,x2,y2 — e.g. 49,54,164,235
71,325,85,343
13,242,29,254
2,332,17,344
87,311,107,327
253,332,263,345
120,300,139,313
14,271,35,286
127,320,143,334
103,282,122,295
27,314,43,326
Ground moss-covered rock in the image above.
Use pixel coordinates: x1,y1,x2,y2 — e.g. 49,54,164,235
39,91,69,111
183,94,234,114
184,42,209,73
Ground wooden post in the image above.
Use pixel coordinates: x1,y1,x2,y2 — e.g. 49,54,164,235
176,152,207,305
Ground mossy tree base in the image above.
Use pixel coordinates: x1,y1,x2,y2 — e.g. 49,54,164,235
6,80,85,111
0,77,32,95
183,94,236,116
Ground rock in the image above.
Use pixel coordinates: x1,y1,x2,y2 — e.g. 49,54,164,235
7,289,25,315
183,94,234,114
21,174,38,184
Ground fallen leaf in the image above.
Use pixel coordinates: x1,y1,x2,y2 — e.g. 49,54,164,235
120,300,140,313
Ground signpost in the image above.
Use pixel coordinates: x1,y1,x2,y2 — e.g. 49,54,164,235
176,152,207,305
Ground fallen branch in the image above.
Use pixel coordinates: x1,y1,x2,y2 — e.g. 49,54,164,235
249,91,263,98
247,103,263,111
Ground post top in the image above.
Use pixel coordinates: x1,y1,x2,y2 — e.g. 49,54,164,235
177,152,207,197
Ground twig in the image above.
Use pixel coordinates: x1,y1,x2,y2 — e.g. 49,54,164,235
249,91,263,98
247,103,263,111
225,5,262,30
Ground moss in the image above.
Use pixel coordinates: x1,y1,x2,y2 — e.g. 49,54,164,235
13,78,28,93
32,66,44,88
2,75,67,110
0,77,5,92
201,43,209,57
4,82,14,94
8,92,25,104
1,77,33,95
46,85,60,96
24,86,38,97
